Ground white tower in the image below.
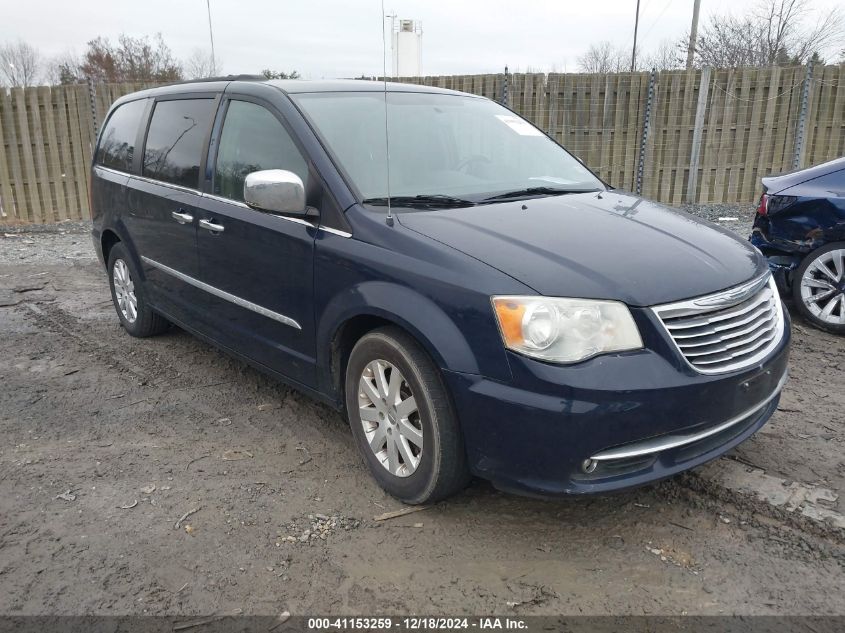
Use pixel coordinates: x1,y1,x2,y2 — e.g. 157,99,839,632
391,19,422,77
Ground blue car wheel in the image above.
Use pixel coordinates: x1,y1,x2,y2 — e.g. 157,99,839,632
792,241,845,334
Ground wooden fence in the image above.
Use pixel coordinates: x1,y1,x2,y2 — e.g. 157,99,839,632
1,66,843,225
0,82,152,225
400,65,844,205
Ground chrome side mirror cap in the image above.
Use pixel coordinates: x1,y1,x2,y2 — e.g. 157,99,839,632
244,169,306,215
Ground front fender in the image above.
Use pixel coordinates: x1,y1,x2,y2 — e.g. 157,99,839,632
313,209,529,402
317,281,482,389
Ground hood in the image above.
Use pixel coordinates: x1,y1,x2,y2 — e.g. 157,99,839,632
396,191,766,307
762,157,845,194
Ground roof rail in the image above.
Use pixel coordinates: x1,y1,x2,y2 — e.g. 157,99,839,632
161,74,266,87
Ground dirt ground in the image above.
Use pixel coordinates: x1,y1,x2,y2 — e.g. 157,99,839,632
1,221,844,617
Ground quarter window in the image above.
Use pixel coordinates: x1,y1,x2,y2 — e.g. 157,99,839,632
214,100,308,202
96,99,147,172
143,99,215,189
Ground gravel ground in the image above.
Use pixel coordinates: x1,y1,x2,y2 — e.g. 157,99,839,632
678,203,756,237
1,221,95,266
1,205,843,618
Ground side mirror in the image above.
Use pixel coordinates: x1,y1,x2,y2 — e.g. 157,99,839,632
244,169,306,215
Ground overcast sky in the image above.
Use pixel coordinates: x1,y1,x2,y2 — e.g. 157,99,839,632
2,0,842,78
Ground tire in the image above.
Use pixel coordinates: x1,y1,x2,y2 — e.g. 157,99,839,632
345,326,470,504
791,242,845,335
107,242,169,337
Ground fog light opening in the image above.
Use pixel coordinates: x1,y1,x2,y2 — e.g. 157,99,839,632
581,458,598,474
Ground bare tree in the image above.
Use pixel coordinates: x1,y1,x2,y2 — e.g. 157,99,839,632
80,34,182,83
640,40,684,71
184,49,222,79
693,0,844,68
756,0,842,62
0,40,42,87
691,14,764,68
577,42,628,74
45,51,83,85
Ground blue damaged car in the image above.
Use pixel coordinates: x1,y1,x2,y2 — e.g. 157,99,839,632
751,157,845,334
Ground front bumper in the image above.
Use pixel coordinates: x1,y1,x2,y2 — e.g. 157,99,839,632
444,312,791,497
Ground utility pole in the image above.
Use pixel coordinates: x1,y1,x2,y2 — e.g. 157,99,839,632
631,0,641,73
206,0,217,74
686,0,702,69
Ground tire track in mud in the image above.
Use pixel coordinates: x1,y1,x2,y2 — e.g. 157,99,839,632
22,301,171,386
659,477,845,568
680,468,845,545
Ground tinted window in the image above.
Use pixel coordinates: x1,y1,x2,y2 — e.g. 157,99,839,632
214,100,308,202
143,99,215,189
96,99,147,172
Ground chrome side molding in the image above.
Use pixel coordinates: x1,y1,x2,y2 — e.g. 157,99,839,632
140,256,301,330
318,225,353,238
93,167,351,238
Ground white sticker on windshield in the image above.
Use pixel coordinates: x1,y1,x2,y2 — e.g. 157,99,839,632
495,115,543,136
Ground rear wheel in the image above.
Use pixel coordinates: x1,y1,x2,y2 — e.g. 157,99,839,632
107,243,169,337
345,327,470,504
792,242,845,335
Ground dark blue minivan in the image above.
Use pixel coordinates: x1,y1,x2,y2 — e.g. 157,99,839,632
91,78,790,504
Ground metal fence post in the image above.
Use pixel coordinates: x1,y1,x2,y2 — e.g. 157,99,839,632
792,60,813,170
501,65,510,108
636,69,656,196
86,77,99,140
686,66,711,204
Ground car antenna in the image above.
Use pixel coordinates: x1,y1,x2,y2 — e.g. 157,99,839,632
381,0,394,226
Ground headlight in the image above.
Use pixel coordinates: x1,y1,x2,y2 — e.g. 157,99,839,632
491,296,643,363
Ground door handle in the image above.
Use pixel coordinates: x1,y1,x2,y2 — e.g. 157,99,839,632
199,218,225,233
171,210,194,224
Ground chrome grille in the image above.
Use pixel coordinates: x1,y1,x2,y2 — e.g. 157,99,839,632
652,275,784,374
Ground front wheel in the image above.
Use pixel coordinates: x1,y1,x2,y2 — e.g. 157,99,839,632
792,242,845,335
345,327,470,504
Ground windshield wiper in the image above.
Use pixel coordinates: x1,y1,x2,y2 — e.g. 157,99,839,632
362,194,477,208
481,187,597,202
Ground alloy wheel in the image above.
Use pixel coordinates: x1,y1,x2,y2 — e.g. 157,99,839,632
800,248,845,326
357,359,423,477
112,259,138,324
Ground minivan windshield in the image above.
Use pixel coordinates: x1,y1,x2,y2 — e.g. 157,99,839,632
292,91,604,205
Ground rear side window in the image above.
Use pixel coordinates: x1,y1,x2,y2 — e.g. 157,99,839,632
214,100,308,202
143,99,215,189
96,99,147,172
